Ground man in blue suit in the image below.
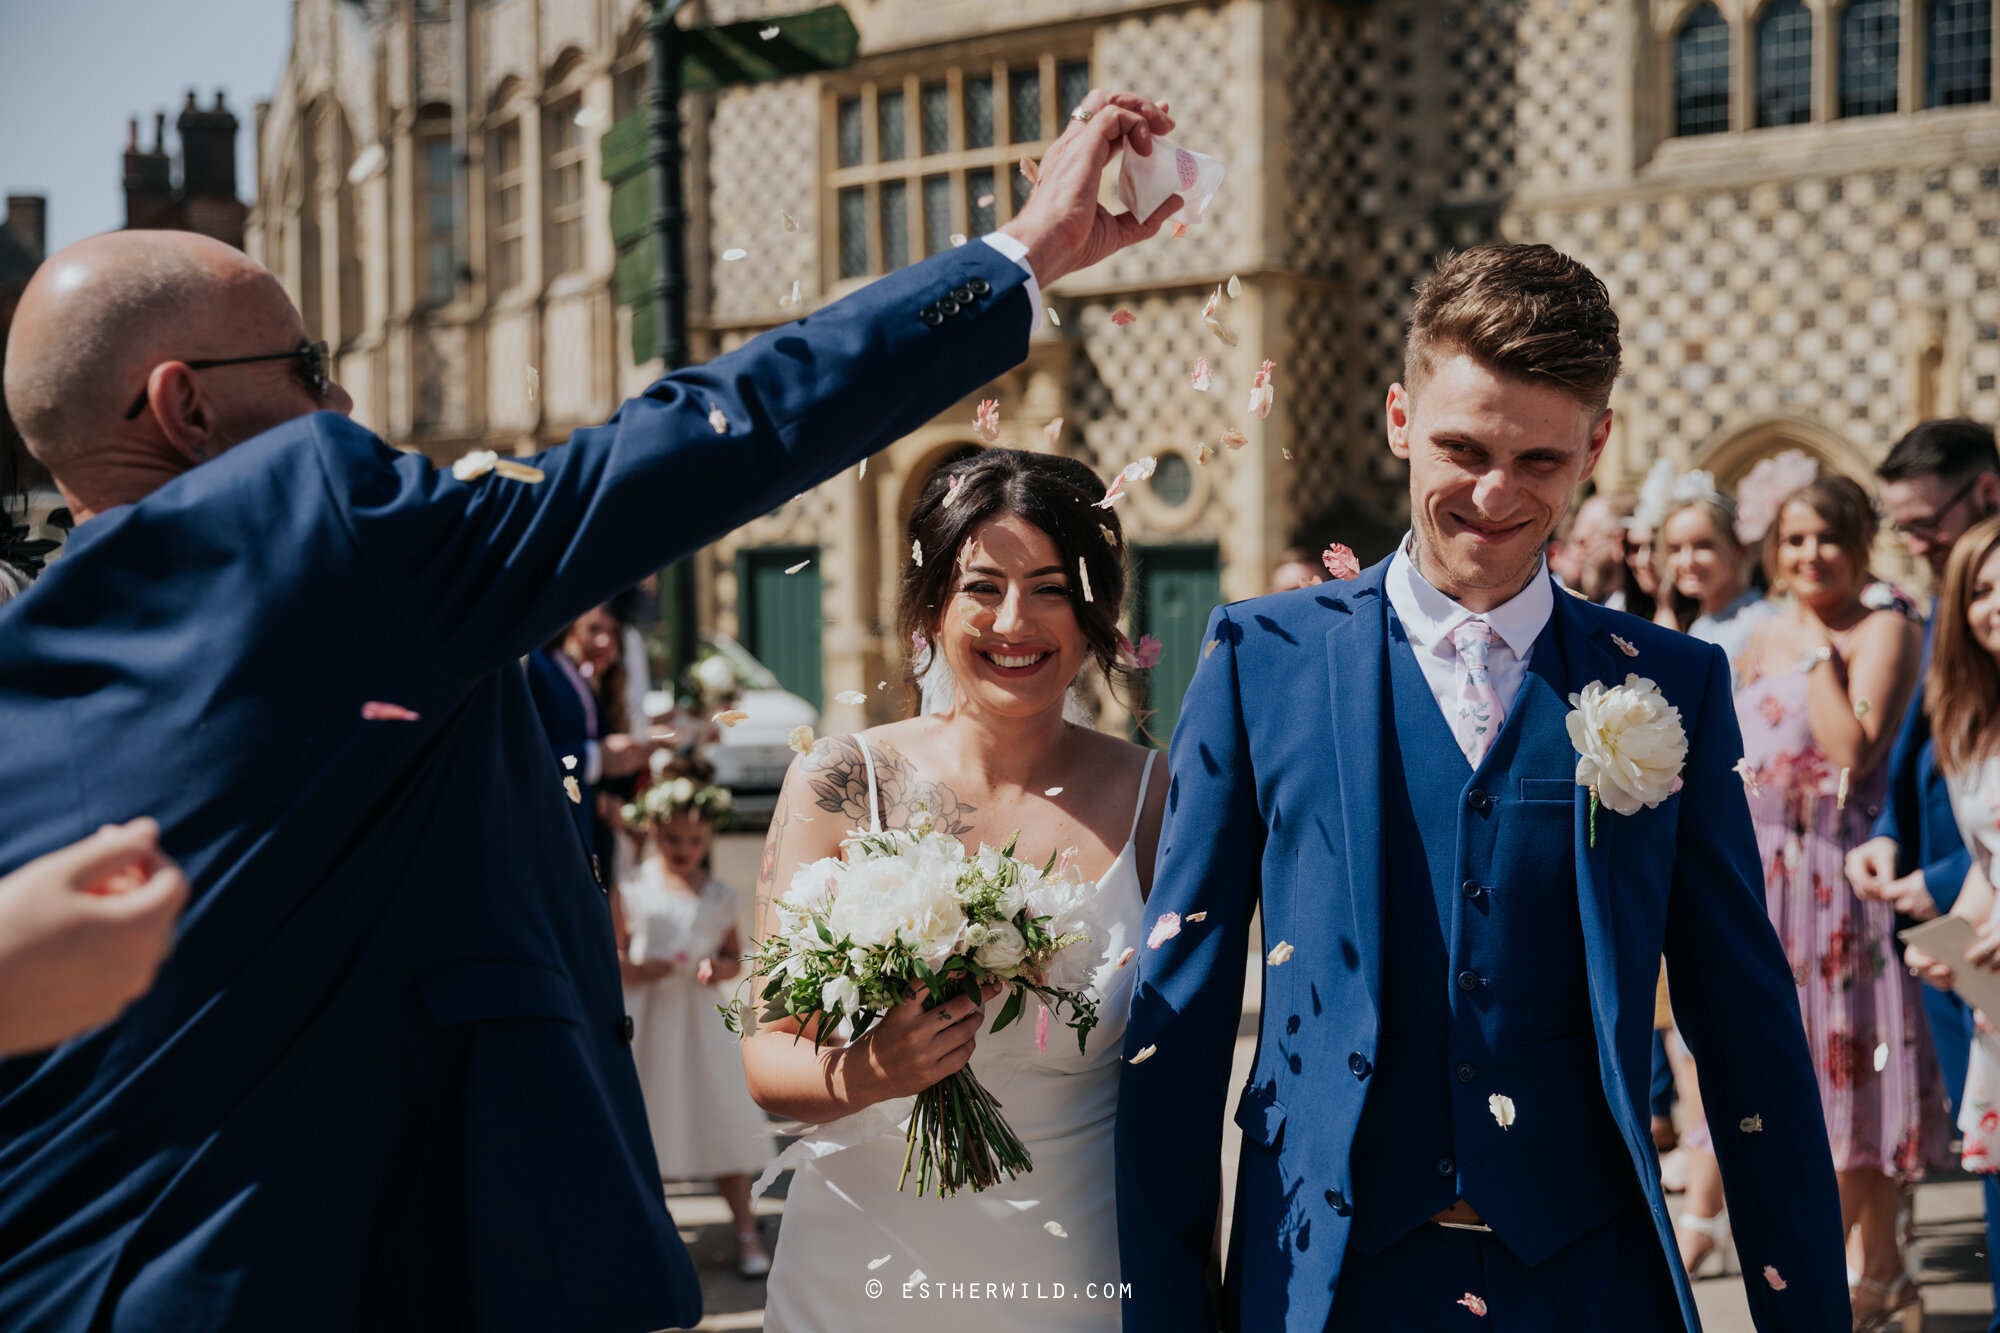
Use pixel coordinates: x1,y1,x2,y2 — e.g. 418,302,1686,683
1118,244,1845,1330
1850,416,2000,1328
0,90,1180,1331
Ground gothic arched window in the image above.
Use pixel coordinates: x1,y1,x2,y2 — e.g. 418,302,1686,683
1756,0,1815,126
1675,4,1732,136
1928,0,1994,106
1840,0,1902,117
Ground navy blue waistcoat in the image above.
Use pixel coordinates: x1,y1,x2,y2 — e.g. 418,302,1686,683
1348,609,1638,1266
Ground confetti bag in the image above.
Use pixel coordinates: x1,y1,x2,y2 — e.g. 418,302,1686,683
1116,136,1227,227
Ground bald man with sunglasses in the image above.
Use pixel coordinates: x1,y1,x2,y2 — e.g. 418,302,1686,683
0,90,1182,1333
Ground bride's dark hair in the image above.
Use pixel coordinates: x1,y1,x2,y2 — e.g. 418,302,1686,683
897,448,1133,700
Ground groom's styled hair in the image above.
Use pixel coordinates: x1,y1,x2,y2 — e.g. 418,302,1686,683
1404,243,1622,413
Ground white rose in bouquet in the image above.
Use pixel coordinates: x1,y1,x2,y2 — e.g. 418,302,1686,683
970,921,1028,972
821,973,861,1015
1025,873,1103,993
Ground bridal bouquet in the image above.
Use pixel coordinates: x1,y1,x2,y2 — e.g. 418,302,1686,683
728,811,1105,1196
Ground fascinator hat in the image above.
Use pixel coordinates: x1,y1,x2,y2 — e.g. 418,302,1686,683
1731,449,1821,546
1632,456,1730,534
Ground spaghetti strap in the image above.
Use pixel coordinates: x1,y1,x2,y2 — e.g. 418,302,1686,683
1126,750,1159,845
857,735,885,834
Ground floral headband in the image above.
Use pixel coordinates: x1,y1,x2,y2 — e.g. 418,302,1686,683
1732,449,1820,546
622,776,734,832
1632,457,1730,534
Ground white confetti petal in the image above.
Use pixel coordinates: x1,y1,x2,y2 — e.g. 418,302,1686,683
779,279,803,309
759,24,780,39
785,559,811,575
452,450,498,481
526,364,539,404
868,1254,891,1270
1488,1093,1516,1129
1740,1114,1763,1133
714,709,749,727
835,690,868,706
1266,941,1294,966
1043,1221,1069,1239
950,233,968,247
1612,634,1638,657
1114,946,1136,969
1185,911,1207,922
976,193,996,208
1837,767,1851,812
573,105,605,128
722,248,748,261
1047,306,1061,326
708,406,729,434
1227,274,1242,299
787,724,816,755
562,755,578,771
1873,1040,1888,1072
877,680,888,690
1129,1045,1156,1064
492,458,545,483
564,776,582,804
781,210,802,231
1044,786,1064,796
1079,556,1093,603
912,539,924,567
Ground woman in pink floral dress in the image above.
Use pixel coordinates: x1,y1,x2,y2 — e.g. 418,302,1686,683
1735,472,1947,1329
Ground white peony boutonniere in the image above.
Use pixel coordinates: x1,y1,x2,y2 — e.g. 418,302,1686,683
1566,673,1690,846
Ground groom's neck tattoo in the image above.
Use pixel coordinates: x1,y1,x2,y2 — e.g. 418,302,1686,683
801,735,979,837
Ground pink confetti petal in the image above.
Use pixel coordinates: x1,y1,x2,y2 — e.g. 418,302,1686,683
1044,417,1064,448
974,399,1001,443
1322,542,1360,581
1111,309,1137,326
1189,358,1212,392
361,701,420,721
1247,360,1276,420
1762,1266,1786,1291
1114,946,1136,969
1116,630,1164,670
696,958,714,985
1148,912,1183,949
1458,1293,1488,1316
1170,222,1189,239
1036,1002,1050,1053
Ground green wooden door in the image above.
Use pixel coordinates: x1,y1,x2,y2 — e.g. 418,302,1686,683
737,547,823,710
1129,544,1222,748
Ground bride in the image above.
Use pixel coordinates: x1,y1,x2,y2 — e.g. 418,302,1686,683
742,447,1167,1331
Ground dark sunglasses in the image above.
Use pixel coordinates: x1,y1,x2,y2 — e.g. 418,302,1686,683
123,341,331,421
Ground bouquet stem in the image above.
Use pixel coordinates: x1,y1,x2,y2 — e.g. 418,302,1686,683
896,1065,1033,1196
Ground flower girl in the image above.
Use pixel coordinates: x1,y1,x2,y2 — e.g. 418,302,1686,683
613,758,775,1277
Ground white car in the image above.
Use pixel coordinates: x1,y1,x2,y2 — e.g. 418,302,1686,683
643,635,819,803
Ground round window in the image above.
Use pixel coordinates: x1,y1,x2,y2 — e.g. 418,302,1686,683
1151,452,1193,507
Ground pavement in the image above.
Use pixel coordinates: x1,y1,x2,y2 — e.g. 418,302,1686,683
671,832,1991,1331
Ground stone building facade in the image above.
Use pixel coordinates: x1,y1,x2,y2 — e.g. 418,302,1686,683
250,0,2000,739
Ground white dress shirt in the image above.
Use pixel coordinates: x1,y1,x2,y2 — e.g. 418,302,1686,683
1384,534,1554,730
978,231,1042,336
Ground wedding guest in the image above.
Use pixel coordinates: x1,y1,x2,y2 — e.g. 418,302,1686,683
525,603,656,863
1735,468,1947,1328
0,83,1183,1327
1622,511,1661,623
0,820,186,1056
1267,545,1325,594
1853,418,2000,1329
1655,486,1775,681
1570,490,1635,607
611,759,772,1279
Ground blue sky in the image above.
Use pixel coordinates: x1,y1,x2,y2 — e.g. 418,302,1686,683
0,0,295,253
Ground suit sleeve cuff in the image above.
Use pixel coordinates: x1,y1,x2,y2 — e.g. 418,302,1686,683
979,232,1041,337
1925,849,1973,913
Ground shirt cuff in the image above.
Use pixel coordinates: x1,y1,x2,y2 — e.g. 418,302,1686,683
583,739,604,787
979,231,1041,338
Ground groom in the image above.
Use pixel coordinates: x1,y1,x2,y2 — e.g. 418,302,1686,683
1117,244,1844,1330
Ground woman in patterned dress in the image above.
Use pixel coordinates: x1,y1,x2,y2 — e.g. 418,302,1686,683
1734,473,1948,1329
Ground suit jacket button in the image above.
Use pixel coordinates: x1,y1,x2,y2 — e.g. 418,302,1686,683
920,306,945,327
967,277,991,296
1436,1157,1456,1177
1324,1188,1350,1215
617,1015,636,1042
1457,970,1480,992
937,295,961,317
1462,878,1483,900
1467,789,1489,810
1349,1052,1371,1079
949,285,974,304
1457,1062,1475,1083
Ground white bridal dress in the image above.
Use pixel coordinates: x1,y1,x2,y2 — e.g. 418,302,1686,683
760,741,1154,1332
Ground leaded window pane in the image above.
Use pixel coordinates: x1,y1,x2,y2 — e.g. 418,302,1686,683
837,97,864,168
878,90,906,162
1010,68,1042,142
967,169,997,237
922,173,952,256
881,179,909,271
1841,0,1901,117
1674,6,1731,136
838,186,868,279
1011,166,1033,215
1057,60,1091,120
1929,0,1994,106
965,75,994,149
1756,0,1813,127
921,83,950,155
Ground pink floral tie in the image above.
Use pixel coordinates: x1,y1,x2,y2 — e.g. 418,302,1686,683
1451,617,1505,767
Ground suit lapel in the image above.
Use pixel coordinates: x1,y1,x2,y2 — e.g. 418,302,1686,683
1552,589,1626,1031
1326,566,1390,1020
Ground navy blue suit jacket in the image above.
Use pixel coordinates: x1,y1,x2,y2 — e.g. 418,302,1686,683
1115,561,1846,1332
0,244,1029,1331
1874,614,1972,910
525,647,600,857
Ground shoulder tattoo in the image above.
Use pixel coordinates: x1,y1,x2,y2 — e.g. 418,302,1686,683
801,735,977,836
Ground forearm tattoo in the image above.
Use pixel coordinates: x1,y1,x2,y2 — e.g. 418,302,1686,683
802,735,977,836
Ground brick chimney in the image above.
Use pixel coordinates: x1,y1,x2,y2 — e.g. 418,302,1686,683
177,89,239,202
123,113,173,229
3,196,45,259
